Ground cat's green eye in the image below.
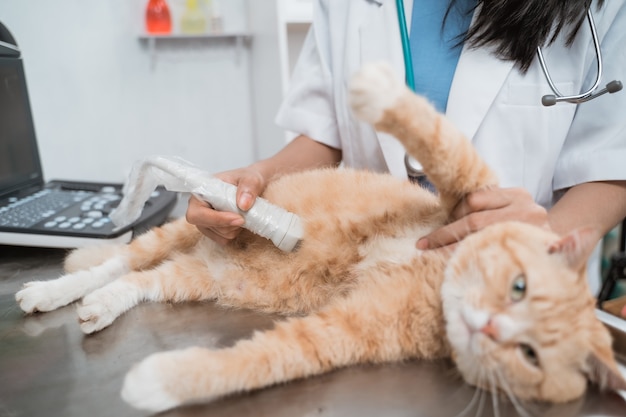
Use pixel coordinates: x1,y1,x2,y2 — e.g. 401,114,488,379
510,274,527,302
519,343,540,367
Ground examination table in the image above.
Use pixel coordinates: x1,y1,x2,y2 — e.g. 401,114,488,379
1,204,626,417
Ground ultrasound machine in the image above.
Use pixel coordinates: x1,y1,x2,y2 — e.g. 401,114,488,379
0,21,177,248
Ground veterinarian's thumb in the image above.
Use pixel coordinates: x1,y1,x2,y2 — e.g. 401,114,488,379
235,178,262,212
237,191,256,211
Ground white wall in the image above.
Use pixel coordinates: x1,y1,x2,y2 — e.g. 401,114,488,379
1,0,287,183
247,0,285,159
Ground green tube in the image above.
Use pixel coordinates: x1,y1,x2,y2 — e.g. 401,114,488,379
395,0,415,91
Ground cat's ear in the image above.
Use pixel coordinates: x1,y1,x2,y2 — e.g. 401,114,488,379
547,227,600,272
584,324,626,392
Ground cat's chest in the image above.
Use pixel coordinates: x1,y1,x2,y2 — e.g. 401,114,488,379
356,224,435,269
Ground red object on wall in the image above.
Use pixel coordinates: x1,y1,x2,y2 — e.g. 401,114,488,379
145,0,172,34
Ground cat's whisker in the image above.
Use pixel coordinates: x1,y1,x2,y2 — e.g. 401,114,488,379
472,369,489,417
486,368,501,417
443,364,490,417
477,369,492,417
453,376,484,417
493,367,534,417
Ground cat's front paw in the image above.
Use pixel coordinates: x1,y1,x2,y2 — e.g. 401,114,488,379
121,351,186,413
349,62,406,125
16,280,70,313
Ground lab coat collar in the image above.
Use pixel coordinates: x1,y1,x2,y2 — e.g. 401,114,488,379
358,0,514,177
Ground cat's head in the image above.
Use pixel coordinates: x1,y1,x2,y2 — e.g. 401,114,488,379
442,221,626,403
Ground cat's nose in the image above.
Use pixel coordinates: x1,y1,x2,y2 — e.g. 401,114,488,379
480,319,499,340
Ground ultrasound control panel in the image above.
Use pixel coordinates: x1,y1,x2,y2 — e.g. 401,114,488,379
0,181,177,239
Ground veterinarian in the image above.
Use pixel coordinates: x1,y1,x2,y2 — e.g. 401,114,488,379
187,0,626,293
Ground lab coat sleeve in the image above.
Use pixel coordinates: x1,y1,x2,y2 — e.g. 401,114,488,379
553,4,626,190
274,1,342,149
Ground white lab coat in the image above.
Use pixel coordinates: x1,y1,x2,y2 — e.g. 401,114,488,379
275,0,626,292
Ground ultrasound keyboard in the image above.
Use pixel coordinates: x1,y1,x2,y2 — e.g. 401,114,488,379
0,188,96,229
0,180,177,247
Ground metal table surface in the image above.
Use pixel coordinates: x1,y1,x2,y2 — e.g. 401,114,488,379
1,244,626,417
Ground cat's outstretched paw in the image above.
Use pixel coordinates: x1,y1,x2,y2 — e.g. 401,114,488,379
16,280,72,313
76,279,140,334
121,351,185,412
77,283,130,334
77,293,117,334
349,62,406,125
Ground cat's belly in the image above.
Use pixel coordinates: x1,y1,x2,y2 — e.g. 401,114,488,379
356,224,435,269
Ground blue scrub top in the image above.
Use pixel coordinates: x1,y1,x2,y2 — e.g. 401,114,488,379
410,0,475,113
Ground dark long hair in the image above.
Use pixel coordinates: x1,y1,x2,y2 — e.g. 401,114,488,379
448,0,605,72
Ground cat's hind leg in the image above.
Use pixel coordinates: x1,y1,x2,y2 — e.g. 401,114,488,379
120,313,366,412
64,217,201,273
76,251,216,334
16,218,201,314
63,242,125,273
119,279,442,413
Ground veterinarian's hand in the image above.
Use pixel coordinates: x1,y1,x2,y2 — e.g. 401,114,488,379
416,187,549,250
186,167,267,245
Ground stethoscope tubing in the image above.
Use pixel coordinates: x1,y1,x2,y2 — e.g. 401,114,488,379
395,0,416,91
537,8,607,105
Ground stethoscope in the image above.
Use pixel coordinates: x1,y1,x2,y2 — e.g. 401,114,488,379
395,0,623,107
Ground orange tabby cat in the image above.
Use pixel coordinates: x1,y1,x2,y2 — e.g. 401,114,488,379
15,63,626,412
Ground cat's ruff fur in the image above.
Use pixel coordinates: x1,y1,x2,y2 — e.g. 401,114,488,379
16,62,626,412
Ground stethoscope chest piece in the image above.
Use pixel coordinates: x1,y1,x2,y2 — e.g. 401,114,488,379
538,9,623,106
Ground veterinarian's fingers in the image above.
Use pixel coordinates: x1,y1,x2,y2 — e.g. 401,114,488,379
215,168,266,212
417,215,479,249
417,189,549,249
186,195,245,243
450,188,548,226
199,227,241,246
186,195,244,227
234,173,265,212
450,188,512,220
458,188,549,228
